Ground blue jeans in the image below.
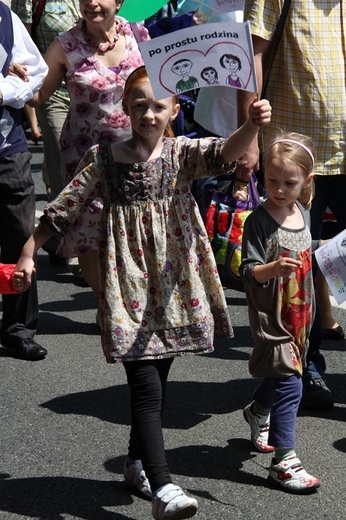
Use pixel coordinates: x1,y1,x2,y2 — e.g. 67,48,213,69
254,375,302,449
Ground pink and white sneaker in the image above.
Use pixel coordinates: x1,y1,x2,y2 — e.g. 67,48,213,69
268,454,321,493
243,402,275,453
124,458,152,499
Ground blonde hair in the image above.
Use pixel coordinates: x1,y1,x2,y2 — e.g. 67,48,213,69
263,132,315,209
122,66,179,138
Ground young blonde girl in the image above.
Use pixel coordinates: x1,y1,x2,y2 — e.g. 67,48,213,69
14,66,271,519
240,132,321,493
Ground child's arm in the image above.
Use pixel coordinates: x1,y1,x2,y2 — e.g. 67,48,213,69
240,211,303,286
252,257,303,285
221,97,271,163
14,224,53,290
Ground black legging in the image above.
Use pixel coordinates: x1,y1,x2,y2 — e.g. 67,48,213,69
124,358,174,493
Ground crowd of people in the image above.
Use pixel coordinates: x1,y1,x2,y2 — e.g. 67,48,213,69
1,1,345,519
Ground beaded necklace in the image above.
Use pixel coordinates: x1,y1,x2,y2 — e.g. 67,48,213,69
82,19,123,54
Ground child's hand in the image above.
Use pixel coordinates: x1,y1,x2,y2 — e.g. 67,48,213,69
275,257,302,278
13,258,36,292
249,98,272,127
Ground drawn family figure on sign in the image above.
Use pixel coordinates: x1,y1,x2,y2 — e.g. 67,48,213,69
171,58,199,93
200,66,220,85
220,53,244,88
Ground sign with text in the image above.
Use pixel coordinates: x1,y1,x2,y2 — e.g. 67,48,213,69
315,230,346,305
139,21,256,99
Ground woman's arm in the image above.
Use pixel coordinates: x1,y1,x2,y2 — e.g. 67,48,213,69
27,39,68,106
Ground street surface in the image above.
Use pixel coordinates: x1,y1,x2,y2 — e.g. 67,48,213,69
1,138,345,519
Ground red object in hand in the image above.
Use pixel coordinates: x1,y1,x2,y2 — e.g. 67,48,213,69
0,263,21,294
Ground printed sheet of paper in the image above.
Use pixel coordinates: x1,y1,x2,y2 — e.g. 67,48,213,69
139,21,257,99
209,0,245,14
315,230,346,305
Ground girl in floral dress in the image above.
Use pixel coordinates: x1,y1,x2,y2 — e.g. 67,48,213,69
15,67,271,519
240,133,322,494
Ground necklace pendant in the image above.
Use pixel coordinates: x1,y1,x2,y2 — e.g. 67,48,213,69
98,42,109,53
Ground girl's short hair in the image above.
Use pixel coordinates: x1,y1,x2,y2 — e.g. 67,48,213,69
263,131,315,209
122,66,179,138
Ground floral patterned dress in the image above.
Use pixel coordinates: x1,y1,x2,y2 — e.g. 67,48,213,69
56,18,147,257
41,137,235,363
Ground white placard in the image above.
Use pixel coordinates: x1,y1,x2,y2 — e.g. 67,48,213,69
139,21,257,99
315,230,346,305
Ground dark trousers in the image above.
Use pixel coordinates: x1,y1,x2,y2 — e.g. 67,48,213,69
305,175,346,380
0,152,38,344
124,358,174,493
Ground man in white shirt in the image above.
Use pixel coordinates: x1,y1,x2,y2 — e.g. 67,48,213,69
0,3,48,360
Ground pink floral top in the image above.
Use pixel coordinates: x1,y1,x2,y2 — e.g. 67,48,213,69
58,17,148,184
41,138,235,363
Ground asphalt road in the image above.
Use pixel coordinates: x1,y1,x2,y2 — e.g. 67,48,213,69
1,138,345,520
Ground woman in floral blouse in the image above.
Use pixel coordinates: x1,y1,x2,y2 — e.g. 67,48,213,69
28,0,149,297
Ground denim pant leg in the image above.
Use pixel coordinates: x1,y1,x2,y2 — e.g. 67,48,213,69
253,377,276,410
253,375,302,449
269,376,302,449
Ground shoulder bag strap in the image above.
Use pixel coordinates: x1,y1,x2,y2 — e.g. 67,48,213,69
32,0,45,28
262,0,291,98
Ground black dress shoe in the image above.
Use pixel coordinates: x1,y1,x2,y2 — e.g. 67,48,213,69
323,325,345,341
2,339,47,360
300,378,334,410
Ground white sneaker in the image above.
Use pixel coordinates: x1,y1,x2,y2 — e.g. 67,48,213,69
268,454,321,493
123,458,152,499
243,402,275,453
152,483,198,520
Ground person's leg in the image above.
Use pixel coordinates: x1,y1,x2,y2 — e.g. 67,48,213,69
78,251,100,300
243,378,275,453
124,358,198,518
36,93,68,199
268,375,302,449
267,375,320,492
306,178,336,408
36,94,69,265
0,153,46,360
301,304,333,410
124,358,173,493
